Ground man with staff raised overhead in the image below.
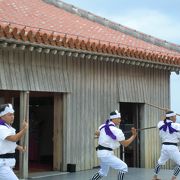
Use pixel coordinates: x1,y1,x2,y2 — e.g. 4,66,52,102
90,110,137,180
152,111,180,180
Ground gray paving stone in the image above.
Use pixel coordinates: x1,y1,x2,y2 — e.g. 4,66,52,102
28,168,179,180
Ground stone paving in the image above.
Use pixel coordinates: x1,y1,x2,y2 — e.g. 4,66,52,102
27,168,179,180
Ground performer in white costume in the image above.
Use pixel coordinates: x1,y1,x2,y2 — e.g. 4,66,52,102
90,110,137,180
152,111,180,180
0,104,28,180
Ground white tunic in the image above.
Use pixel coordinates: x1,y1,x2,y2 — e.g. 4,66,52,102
0,124,17,169
96,122,128,176
0,124,17,154
0,124,18,180
97,122,125,157
157,120,180,143
157,119,180,166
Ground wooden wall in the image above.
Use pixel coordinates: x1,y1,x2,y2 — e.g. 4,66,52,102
0,48,70,92
0,47,171,171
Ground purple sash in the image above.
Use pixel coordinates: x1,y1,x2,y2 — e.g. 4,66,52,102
159,120,178,134
100,119,117,140
0,119,9,128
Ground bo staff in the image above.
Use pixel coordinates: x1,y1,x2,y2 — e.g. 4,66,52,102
94,126,156,138
124,126,156,133
139,126,156,131
146,102,180,116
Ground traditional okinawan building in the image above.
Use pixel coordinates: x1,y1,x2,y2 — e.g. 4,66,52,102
0,0,180,178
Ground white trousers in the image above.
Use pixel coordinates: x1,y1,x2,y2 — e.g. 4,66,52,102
98,154,128,176
0,166,18,180
0,158,18,180
158,145,180,165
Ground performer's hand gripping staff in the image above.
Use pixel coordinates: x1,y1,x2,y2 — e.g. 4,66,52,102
120,127,137,147
21,120,28,151
94,125,156,139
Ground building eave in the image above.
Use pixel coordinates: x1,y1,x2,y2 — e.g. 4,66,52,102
0,37,179,74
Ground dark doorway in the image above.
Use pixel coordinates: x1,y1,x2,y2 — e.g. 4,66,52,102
0,91,54,172
119,102,142,167
28,97,53,172
13,95,54,172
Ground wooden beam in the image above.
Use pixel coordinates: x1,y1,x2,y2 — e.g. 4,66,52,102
29,46,34,51
44,48,50,54
2,42,8,47
51,49,58,55
92,55,97,60
19,91,29,179
120,59,125,63
53,94,63,171
59,51,65,56
67,51,72,56
36,47,42,53
99,56,103,61
10,43,17,49
105,57,109,61
115,58,120,63
19,45,26,50
80,53,85,58
73,52,78,57
86,54,91,59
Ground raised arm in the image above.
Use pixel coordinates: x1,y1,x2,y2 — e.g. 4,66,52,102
120,127,137,147
6,121,28,142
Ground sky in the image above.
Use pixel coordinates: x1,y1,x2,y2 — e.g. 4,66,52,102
63,0,180,119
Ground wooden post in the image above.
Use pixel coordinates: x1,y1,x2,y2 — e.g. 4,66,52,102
53,94,63,171
19,91,29,179
53,93,63,171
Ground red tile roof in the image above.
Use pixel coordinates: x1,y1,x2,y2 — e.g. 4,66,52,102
0,0,180,66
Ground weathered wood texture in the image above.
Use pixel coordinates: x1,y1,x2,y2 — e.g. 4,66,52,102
19,91,29,179
0,48,170,171
0,48,70,92
53,93,63,171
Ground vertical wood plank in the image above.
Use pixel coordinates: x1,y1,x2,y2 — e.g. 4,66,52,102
53,93,63,170
19,91,29,179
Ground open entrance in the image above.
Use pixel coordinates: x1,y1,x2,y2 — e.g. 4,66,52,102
0,91,63,174
13,93,54,172
28,96,54,172
119,102,143,167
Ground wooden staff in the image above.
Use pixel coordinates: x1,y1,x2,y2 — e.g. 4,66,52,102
146,102,180,116
124,126,156,133
94,125,156,138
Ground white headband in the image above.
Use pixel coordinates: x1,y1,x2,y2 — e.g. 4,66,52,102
166,112,176,117
110,110,121,119
0,104,14,117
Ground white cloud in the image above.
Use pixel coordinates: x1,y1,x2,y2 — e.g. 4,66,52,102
171,73,180,113
107,9,180,44
108,9,180,115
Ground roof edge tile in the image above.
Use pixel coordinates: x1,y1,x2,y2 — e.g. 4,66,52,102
44,0,180,53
